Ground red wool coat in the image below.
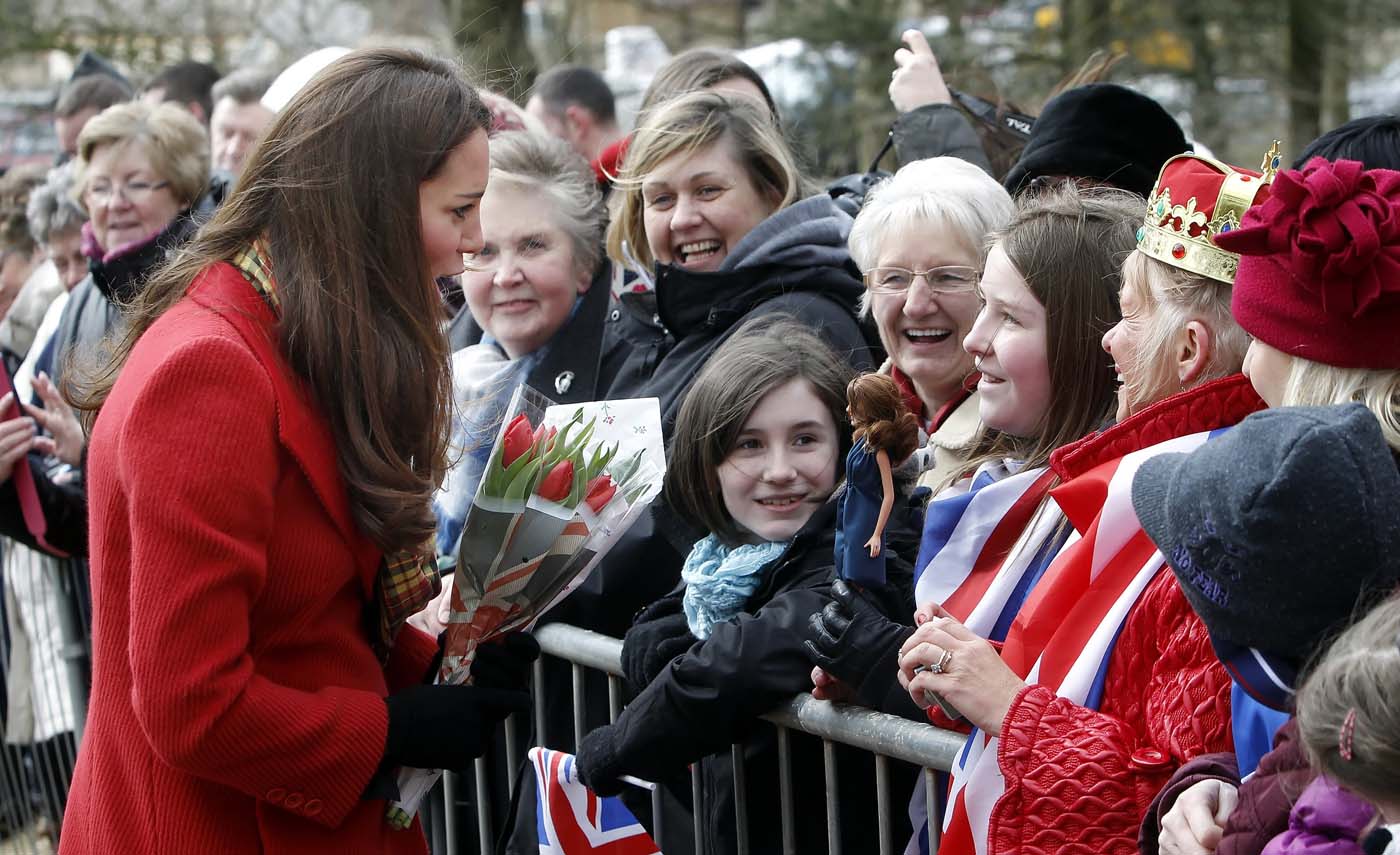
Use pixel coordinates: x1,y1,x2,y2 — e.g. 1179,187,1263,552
60,263,438,855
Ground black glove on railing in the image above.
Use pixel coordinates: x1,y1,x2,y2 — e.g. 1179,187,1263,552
470,631,541,693
803,579,914,704
382,683,530,772
621,611,696,692
575,724,625,797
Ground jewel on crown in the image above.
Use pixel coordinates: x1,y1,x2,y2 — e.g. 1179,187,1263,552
1138,141,1282,284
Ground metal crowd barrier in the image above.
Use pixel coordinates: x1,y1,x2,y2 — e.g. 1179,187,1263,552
431,622,967,855
0,539,90,855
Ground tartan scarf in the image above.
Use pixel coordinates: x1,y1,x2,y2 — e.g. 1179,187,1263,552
231,240,440,661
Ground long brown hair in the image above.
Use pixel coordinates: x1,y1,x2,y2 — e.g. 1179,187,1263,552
847,374,918,464
957,184,1138,480
76,48,491,555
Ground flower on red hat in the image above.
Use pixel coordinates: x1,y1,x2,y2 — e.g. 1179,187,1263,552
1219,157,1400,320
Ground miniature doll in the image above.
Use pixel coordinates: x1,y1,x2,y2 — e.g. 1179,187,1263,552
835,373,919,586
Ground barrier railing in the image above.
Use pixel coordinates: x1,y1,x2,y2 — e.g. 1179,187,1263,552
0,542,89,854
433,622,967,855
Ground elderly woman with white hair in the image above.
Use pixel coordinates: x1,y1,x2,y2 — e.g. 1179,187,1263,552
802,156,1014,710
846,156,1014,487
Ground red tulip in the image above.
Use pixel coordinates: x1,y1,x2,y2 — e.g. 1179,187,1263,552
501,413,534,468
537,460,575,503
584,475,617,514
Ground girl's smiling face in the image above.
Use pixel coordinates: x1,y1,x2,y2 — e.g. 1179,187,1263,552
962,244,1052,437
718,378,839,543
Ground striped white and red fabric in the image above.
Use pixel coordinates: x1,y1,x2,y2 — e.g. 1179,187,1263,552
934,428,1226,855
913,460,1063,635
530,748,661,855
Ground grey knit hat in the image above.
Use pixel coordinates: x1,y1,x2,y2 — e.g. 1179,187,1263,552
1131,403,1400,666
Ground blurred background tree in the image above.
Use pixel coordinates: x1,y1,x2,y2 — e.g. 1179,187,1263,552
2,0,1399,175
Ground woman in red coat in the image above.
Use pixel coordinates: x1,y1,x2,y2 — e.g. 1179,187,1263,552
59,49,528,854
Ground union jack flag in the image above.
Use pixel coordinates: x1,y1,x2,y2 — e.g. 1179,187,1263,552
530,748,662,855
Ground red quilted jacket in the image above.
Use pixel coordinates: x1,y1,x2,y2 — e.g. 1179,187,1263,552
972,376,1264,855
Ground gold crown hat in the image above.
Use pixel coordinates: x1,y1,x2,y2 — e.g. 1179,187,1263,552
1137,141,1282,284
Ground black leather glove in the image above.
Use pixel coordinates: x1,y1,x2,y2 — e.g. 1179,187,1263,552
575,724,625,797
470,631,541,693
382,683,530,772
621,611,696,692
803,579,915,699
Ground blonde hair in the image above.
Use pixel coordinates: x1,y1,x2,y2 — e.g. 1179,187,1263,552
76,101,210,210
1280,357,1400,452
1296,592,1400,806
1116,250,1250,413
486,131,606,277
848,157,1013,317
606,91,804,270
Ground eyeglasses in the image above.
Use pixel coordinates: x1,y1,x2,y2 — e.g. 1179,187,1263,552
84,179,171,206
863,265,980,296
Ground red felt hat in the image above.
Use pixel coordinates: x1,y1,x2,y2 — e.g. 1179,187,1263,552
1137,148,1277,284
1215,157,1400,370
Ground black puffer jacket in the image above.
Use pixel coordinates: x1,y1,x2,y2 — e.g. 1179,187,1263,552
579,501,918,855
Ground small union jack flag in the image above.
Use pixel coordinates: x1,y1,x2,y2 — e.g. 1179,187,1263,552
530,748,661,855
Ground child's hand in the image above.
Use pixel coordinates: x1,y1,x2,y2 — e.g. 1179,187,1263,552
864,534,882,557
810,666,855,702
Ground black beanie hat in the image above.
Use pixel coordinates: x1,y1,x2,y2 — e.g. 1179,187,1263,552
1131,404,1400,670
1003,83,1189,198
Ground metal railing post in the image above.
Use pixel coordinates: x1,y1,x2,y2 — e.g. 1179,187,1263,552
731,743,749,855
531,623,969,855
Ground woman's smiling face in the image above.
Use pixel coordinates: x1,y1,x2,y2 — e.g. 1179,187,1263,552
641,138,777,273
462,183,590,359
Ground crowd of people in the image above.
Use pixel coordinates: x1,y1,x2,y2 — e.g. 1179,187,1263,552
0,29,1398,855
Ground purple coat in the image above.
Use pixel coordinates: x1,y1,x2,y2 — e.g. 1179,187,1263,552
1261,776,1378,855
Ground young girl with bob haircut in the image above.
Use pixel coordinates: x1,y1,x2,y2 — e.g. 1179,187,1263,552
575,316,915,855
59,49,531,855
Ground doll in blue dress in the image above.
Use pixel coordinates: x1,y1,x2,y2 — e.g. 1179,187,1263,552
834,373,919,586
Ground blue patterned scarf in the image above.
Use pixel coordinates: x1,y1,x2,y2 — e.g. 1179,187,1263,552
681,535,789,639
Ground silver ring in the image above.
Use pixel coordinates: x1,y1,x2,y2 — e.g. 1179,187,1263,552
930,649,953,675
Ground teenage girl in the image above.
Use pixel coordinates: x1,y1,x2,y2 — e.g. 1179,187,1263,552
576,315,915,855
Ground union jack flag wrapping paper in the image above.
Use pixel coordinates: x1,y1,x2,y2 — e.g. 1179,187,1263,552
530,748,662,855
386,389,666,828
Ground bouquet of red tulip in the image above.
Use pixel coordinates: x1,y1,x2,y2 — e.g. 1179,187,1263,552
389,387,664,825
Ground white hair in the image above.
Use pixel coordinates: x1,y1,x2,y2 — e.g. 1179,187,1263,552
1117,249,1250,414
847,157,1013,316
